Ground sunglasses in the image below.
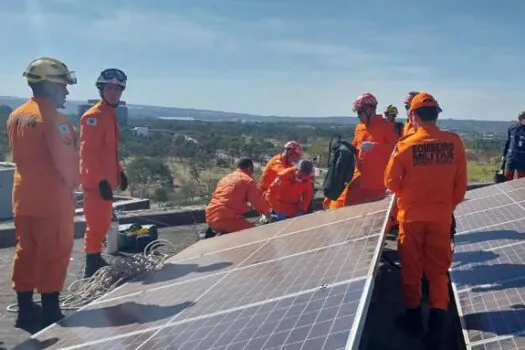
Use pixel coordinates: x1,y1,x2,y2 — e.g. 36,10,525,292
404,104,410,110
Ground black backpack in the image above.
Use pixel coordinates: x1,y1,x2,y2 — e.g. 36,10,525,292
322,135,357,201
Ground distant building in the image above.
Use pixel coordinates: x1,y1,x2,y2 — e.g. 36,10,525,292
78,99,128,127
132,126,150,136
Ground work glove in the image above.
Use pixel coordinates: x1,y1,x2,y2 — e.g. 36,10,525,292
360,141,377,152
120,172,128,191
98,180,113,201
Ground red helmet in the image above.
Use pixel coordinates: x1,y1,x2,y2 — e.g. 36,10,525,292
284,141,303,156
353,92,378,112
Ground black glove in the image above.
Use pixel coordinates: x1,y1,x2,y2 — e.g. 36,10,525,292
98,180,113,201
120,172,128,191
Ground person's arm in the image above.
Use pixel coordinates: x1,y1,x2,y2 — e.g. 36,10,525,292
502,126,512,159
43,116,80,189
384,145,404,195
299,181,314,214
453,136,468,208
246,180,271,216
80,114,104,184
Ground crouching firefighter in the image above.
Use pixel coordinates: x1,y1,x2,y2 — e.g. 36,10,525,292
385,92,467,349
205,158,271,237
266,159,314,220
80,68,128,278
9,57,79,331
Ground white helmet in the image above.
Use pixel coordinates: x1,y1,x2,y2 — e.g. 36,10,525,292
96,68,127,90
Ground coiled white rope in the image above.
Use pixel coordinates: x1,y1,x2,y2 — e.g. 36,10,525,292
6,238,180,312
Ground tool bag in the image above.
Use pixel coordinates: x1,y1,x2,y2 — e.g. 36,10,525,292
322,135,357,201
494,159,507,183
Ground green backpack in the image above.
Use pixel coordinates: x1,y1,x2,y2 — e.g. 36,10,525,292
322,135,357,201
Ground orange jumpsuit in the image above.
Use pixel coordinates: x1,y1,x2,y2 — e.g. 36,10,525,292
206,169,270,233
7,97,79,293
80,101,123,254
327,115,397,209
403,120,416,137
259,154,292,193
266,167,314,218
385,124,467,310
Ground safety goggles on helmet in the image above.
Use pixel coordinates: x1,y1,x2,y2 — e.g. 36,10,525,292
97,68,127,89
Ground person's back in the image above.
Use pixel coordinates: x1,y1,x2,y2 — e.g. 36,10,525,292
206,158,270,234
384,92,466,349
389,126,466,223
9,99,79,217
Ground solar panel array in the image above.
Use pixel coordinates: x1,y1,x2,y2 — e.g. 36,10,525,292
15,197,393,350
450,178,525,350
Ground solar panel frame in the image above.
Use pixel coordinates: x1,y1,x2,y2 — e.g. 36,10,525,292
20,196,394,350
450,178,525,349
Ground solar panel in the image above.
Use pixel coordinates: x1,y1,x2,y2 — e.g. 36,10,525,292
15,197,393,350
450,178,525,349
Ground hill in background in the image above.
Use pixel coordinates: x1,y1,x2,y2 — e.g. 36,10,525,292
0,96,512,135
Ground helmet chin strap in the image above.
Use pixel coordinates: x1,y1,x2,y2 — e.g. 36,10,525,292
99,89,119,108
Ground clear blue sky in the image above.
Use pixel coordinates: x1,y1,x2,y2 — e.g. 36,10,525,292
1,0,524,120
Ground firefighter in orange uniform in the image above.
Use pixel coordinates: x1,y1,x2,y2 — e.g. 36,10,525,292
259,141,302,193
8,57,79,331
326,92,397,209
266,160,314,219
385,92,467,348
402,91,419,137
384,105,403,139
206,158,271,234
80,69,128,278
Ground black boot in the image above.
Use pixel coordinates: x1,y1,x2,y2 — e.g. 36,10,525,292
423,308,446,350
41,292,64,328
396,306,424,337
83,253,109,278
15,291,42,334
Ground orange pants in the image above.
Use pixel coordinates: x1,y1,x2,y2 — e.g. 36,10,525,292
209,218,254,234
83,189,113,254
12,214,74,293
398,221,452,310
324,174,386,210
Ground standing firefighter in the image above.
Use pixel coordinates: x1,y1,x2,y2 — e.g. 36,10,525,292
384,104,403,138
80,69,128,278
385,92,467,348
402,91,419,137
502,111,525,181
8,57,79,331
325,92,397,209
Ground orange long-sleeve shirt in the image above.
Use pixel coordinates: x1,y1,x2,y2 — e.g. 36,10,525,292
79,100,123,190
7,97,79,217
353,115,397,190
259,154,292,192
266,167,313,218
206,169,270,224
384,124,467,223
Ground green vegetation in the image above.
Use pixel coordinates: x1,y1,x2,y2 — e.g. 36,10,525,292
0,103,510,206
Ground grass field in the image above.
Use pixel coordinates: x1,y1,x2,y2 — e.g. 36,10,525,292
468,161,499,183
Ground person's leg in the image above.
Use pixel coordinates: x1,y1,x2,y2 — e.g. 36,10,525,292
422,220,453,349
396,221,425,336
83,189,113,278
11,216,39,331
210,218,254,235
34,213,74,327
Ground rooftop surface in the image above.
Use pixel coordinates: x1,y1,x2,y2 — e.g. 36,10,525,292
2,208,464,350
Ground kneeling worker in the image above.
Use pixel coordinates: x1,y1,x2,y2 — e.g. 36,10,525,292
266,159,314,219
206,158,271,234
385,92,467,348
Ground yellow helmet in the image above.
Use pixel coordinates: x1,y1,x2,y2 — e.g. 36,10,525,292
385,104,399,116
23,57,77,85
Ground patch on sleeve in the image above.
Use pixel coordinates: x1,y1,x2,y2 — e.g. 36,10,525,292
58,124,69,134
86,117,98,126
